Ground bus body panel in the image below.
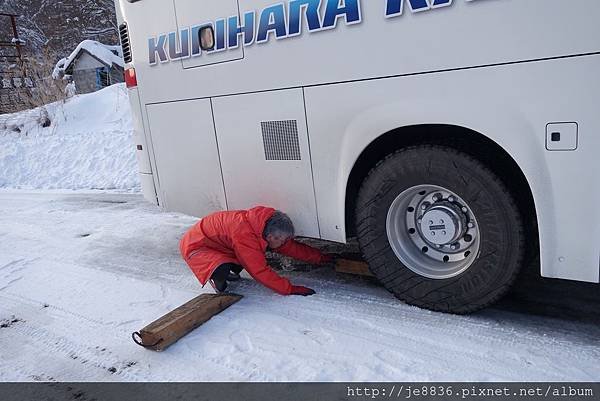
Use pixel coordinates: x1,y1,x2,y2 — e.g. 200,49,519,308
305,54,600,283
211,89,320,238
146,100,227,217
174,0,244,69
126,0,599,104
115,0,600,283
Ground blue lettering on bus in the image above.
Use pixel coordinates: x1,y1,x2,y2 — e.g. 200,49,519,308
168,29,190,60
288,0,321,36
148,35,168,65
215,19,227,51
322,0,361,29
257,4,288,43
228,12,256,48
148,0,480,65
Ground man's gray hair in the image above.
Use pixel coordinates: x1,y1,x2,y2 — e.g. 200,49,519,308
263,211,295,239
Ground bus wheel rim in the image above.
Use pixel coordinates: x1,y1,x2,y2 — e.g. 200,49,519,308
386,184,481,279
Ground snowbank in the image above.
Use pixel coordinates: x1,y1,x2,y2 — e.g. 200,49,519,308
1,191,599,381
0,84,140,191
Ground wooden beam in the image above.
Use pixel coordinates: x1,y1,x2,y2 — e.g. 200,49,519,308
132,293,243,351
335,257,374,277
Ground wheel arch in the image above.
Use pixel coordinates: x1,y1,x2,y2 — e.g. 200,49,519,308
344,124,539,266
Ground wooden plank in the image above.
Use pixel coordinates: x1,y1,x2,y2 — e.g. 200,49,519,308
132,293,243,351
335,257,375,277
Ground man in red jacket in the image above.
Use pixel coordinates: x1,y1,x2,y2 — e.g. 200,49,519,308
179,206,332,296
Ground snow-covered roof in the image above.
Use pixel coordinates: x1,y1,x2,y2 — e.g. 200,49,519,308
53,40,124,79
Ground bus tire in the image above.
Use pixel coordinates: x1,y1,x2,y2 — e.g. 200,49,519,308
355,145,525,314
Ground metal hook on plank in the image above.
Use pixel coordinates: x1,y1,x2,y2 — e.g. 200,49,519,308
131,331,163,348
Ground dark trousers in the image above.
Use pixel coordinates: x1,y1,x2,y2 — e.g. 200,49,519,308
211,263,243,282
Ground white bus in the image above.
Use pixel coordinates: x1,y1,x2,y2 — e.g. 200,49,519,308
114,0,600,313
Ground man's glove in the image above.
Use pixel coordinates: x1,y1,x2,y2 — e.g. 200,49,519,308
290,285,316,296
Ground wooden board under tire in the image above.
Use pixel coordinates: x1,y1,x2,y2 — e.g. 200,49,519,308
335,257,374,277
132,293,243,351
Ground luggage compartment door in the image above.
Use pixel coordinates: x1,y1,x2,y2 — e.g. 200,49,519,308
212,89,320,238
173,0,243,69
146,99,227,217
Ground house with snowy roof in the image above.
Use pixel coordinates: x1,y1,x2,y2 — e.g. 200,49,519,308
53,40,124,94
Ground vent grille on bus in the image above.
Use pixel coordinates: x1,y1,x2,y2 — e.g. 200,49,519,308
119,22,132,63
261,120,301,161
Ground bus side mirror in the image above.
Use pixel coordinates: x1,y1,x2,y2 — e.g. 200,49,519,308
199,26,215,51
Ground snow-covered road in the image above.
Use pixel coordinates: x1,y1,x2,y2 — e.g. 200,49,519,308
1,191,599,382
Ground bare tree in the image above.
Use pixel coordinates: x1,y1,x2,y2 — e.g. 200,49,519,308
14,48,67,127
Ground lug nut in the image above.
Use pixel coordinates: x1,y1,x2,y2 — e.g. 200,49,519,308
461,207,468,213
468,222,474,228
448,196,455,202
451,243,460,250
433,193,442,201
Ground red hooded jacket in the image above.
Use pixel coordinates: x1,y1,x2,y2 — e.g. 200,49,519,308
179,206,329,295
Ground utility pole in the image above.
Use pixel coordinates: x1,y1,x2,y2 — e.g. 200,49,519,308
0,11,33,114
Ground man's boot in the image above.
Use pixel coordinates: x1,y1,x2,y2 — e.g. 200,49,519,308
209,278,227,293
227,272,241,281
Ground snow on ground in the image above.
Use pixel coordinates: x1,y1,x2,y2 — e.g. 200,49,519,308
0,84,598,382
0,84,140,191
0,191,599,382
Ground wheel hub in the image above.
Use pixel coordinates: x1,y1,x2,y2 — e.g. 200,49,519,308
419,202,465,245
386,185,481,279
